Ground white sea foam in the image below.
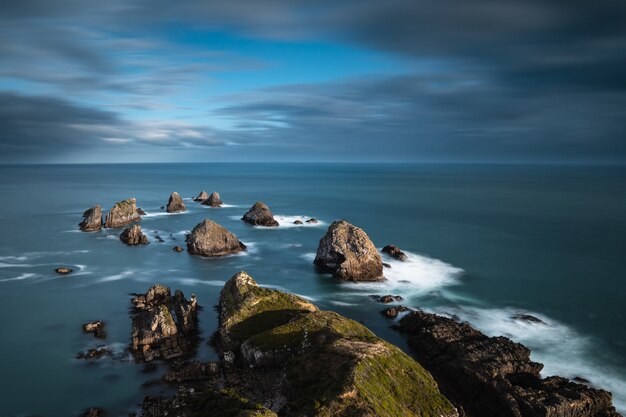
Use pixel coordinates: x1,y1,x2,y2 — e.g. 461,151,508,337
273,215,325,228
0,273,38,283
329,300,359,307
280,243,303,249
98,269,134,283
301,252,316,262
200,203,240,208
176,278,226,287
0,262,34,268
0,255,29,261
142,211,188,218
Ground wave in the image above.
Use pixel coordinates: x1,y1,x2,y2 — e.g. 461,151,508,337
328,300,359,307
0,262,34,268
274,215,325,228
97,269,134,283
142,211,188,218
200,203,240,208
176,278,226,287
0,273,39,283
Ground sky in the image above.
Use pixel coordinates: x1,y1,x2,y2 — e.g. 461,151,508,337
0,0,625,163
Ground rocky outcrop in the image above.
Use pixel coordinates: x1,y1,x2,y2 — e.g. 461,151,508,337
130,284,198,362
305,218,318,224
164,361,220,382
293,220,303,225
314,220,383,281
55,267,73,275
201,191,223,207
103,198,140,228
83,321,106,339
172,245,184,253
242,202,279,227
120,224,149,245
186,220,246,257
194,191,209,202
381,306,410,318
382,244,408,261
76,346,111,360
370,294,403,303
79,205,102,231
166,192,186,213
395,311,621,417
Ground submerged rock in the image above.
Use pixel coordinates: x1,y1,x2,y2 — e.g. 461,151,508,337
76,346,112,360
382,244,408,261
370,294,403,303
194,190,209,202
104,198,140,228
314,220,383,282
381,306,410,318
395,311,621,417
293,220,303,225
186,220,246,257
511,313,547,325
242,202,279,227
172,245,184,253
55,267,73,275
120,224,149,245
166,192,186,213
79,205,102,231
83,321,106,339
305,218,318,224
201,191,223,207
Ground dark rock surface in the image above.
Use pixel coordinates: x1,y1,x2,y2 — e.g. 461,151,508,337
163,361,220,382
293,220,303,225
79,205,102,231
120,224,149,245
201,191,223,207
511,313,547,325
242,202,279,227
83,321,106,339
137,207,147,215
104,198,140,228
305,218,318,224
76,346,112,360
314,220,383,282
395,310,621,417
172,245,184,253
381,306,410,319
166,192,186,213
186,220,246,257
382,244,408,261
194,190,209,202
370,294,403,303
55,267,73,275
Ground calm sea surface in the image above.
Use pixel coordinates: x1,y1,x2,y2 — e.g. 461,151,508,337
0,163,624,416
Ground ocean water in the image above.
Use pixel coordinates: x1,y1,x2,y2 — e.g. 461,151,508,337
0,162,624,416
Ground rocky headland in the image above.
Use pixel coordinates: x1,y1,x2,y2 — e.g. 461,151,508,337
104,198,141,228
242,202,279,227
186,219,246,257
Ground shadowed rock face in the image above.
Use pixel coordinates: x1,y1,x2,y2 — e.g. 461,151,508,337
104,198,140,228
166,192,186,213
242,202,279,227
120,224,149,245
194,190,209,202
202,191,223,207
314,220,383,282
186,220,246,257
382,244,408,261
396,311,621,417
79,205,102,231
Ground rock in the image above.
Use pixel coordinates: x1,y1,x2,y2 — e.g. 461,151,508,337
370,294,403,303
154,235,164,243
55,267,73,275
130,284,199,362
305,218,318,224
382,244,408,261
172,245,184,253
79,205,102,231
194,190,209,202
293,220,303,225
166,191,186,213
511,313,546,325
82,321,106,339
137,207,147,215
163,361,220,382
381,306,410,319
242,202,279,227
395,311,620,417
201,191,223,207
78,407,105,417
120,224,149,245
574,376,591,384
76,346,111,360
104,198,140,228
186,220,246,257
383,262,391,268
314,220,383,282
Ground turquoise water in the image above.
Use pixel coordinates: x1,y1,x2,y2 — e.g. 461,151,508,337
0,163,624,416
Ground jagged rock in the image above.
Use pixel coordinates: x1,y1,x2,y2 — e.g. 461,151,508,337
395,311,620,417
201,191,223,207
78,407,105,417
172,245,184,253
120,224,149,245
370,294,403,303
164,361,220,382
137,207,147,215
381,306,410,319
305,218,318,224
382,244,408,261
314,220,383,282
511,313,546,325
383,262,391,268
79,205,102,231
76,346,111,360
55,267,73,275
293,220,303,225
166,192,186,213
186,220,246,257
83,321,106,339
242,202,279,227
194,191,209,202
104,198,140,228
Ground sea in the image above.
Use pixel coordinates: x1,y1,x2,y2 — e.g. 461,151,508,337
0,163,624,416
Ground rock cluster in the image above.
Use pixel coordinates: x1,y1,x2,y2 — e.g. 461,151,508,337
242,202,279,227
166,191,186,213
55,267,73,275
104,198,140,228
314,220,383,281
82,320,106,339
120,224,149,245
201,191,223,207
130,284,198,362
396,311,621,417
186,220,246,257
79,205,102,231
382,244,408,261
194,191,209,201
370,294,403,303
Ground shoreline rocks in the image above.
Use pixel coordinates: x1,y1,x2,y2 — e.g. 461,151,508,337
201,191,223,207
120,224,149,245
382,244,408,261
83,321,106,339
79,205,102,231
166,192,186,213
314,220,383,281
194,191,209,202
104,198,140,228
242,202,279,227
186,220,246,257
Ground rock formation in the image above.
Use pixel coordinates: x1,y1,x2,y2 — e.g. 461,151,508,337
166,192,186,213
194,191,209,202
79,205,102,231
82,320,106,339
381,306,410,318
370,294,403,303
305,218,318,224
314,220,383,281
186,220,246,257
395,311,621,417
172,245,184,253
120,224,149,245
293,220,303,225
103,198,140,228
201,191,223,207
130,284,198,362
242,202,279,227
76,346,111,360
55,267,73,275
382,244,408,261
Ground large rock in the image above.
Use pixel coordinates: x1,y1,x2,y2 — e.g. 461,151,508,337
166,192,186,213
314,220,383,281
103,198,140,228
194,190,209,202
120,224,149,245
201,191,223,207
396,311,621,417
130,284,198,362
79,205,102,231
186,220,246,257
242,202,279,227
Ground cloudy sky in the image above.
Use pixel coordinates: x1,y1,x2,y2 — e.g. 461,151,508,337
1,0,625,163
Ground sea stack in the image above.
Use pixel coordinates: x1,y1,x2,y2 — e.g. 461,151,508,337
186,220,246,257
166,192,186,213
79,205,102,231
314,220,383,281
201,191,223,207
241,202,279,227
194,191,209,202
104,198,140,228
120,224,149,245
